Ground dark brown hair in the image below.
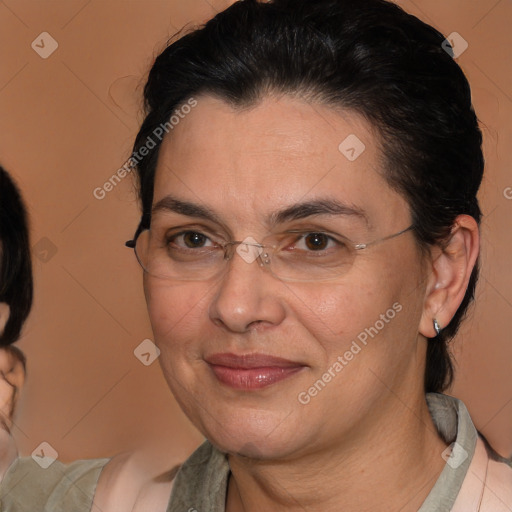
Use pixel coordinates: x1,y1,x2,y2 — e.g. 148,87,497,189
0,166,33,346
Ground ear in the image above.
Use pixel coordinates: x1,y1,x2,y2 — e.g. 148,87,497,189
419,215,480,338
0,303,10,337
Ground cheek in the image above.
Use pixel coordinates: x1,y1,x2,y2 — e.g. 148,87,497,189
289,253,421,366
289,281,396,346
144,278,209,349
290,286,358,344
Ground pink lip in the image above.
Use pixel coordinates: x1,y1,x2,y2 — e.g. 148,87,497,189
205,353,306,390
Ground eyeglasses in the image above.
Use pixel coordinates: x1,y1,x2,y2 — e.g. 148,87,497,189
125,224,414,283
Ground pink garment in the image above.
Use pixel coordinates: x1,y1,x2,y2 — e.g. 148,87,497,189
453,436,512,511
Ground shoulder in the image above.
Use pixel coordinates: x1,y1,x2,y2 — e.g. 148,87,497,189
0,456,109,511
453,435,512,512
92,451,181,512
480,443,512,511
92,441,218,512
131,466,181,512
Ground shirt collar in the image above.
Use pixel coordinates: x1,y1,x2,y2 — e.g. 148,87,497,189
418,392,478,512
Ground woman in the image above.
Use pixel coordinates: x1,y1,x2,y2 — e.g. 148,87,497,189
0,175,175,509
2,0,511,510
0,165,32,480
117,0,511,510
0,167,111,510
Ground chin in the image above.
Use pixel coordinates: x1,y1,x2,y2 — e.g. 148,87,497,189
197,407,308,460
212,433,296,460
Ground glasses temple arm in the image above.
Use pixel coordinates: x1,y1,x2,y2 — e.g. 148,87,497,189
125,212,151,249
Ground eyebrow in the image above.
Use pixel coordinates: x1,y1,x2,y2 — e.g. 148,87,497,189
270,199,369,227
152,195,369,228
152,196,222,224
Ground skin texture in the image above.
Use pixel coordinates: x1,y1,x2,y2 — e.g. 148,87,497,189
0,301,24,434
0,347,24,428
0,343,25,481
139,94,480,511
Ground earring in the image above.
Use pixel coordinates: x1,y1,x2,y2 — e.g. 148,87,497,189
433,318,442,336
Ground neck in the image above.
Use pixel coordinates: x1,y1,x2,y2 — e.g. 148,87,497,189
226,391,448,512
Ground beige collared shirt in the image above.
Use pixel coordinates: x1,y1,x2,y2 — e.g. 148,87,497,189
1,393,511,511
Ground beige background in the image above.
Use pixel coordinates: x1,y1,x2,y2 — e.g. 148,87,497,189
0,0,511,465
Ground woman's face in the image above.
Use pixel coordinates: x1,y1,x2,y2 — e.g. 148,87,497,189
144,94,430,459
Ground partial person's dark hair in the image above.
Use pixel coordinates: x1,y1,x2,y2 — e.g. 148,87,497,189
0,166,33,346
131,0,484,393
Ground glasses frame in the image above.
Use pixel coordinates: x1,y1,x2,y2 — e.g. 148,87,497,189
126,222,415,282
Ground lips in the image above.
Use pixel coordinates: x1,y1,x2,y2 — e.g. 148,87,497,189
205,353,306,390
205,353,302,368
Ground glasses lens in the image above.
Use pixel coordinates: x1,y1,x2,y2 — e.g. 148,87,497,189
131,225,412,283
133,230,358,282
269,235,357,282
134,229,225,280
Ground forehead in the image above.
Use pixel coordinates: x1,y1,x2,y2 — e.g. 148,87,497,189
153,94,409,230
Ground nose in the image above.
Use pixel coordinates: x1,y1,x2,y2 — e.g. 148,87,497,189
208,247,286,333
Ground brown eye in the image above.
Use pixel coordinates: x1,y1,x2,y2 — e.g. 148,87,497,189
304,233,329,251
182,232,209,248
